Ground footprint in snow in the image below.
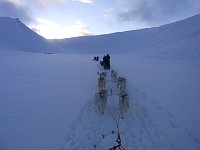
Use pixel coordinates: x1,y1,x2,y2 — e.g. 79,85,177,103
186,129,200,146
166,112,179,129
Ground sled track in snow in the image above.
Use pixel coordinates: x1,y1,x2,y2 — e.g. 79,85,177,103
129,82,200,150
130,102,159,150
104,68,160,150
63,63,200,150
96,66,160,150
98,65,198,150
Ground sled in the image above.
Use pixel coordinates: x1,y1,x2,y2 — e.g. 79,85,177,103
104,64,110,70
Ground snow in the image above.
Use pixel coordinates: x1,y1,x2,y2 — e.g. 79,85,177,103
62,55,200,150
0,14,200,150
0,50,97,150
0,17,65,53
52,14,200,59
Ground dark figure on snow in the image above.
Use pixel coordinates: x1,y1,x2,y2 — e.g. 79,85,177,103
100,55,106,66
104,54,110,70
93,56,99,61
103,55,106,62
100,54,110,69
106,54,110,62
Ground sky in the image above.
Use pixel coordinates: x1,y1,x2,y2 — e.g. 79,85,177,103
0,0,200,39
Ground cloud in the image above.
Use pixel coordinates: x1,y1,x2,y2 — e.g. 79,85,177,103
29,18,93,39
72,0,95,4
9,0,20,5
72,20,93,36
106,0,200,26
32,0,66,6
0,0,34,23
31,0,95,7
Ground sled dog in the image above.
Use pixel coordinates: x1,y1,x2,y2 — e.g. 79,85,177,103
94,89,108,114
119,89,129,118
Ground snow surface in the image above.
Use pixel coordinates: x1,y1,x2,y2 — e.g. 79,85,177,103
0,50,97,150
0,14,200,150
0,50,200,150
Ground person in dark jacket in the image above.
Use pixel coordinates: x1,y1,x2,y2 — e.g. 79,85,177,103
106,54,110,61
104,54,110,69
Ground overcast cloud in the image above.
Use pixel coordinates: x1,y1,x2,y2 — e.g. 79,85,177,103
72,0,95,3
33,0,94,6
1,0,200,38
107,0,200,26
0,0,34,23
32,0,66,6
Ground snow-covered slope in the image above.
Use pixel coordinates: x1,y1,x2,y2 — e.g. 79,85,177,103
54,14,200,59
0,17,65,53
1,14,200,57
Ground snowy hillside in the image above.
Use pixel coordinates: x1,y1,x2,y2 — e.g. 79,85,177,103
0,14,200,150
53,14,200,59
0,17,65,53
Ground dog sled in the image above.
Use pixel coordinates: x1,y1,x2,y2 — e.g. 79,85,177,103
100,54,110,70
94,69,129,149
93,56,99,61
95,70,129,118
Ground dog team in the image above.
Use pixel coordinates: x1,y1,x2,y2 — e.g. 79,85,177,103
94,70,129,118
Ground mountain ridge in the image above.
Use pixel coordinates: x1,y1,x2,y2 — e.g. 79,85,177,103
0,17,65,53
52,14,200,58
0,14,200,58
